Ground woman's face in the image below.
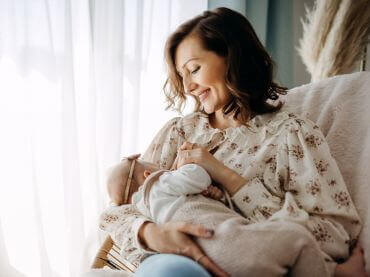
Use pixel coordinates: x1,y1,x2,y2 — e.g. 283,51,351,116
175,35,231,114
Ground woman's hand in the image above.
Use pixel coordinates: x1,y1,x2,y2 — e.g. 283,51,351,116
335,244,368,277
139,221,229,277
176,142,224,181
175,142,246,196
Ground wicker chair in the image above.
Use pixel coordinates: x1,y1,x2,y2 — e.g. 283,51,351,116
91,236,136,273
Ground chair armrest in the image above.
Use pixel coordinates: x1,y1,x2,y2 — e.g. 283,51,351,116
91,236,135,273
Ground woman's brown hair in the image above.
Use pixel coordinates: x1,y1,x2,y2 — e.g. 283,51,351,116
163,7,287,122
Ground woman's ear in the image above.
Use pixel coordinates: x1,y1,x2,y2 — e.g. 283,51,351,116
143,170,151,178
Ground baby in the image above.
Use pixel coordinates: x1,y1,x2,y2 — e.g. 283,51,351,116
106,153,224,208
104,154,332,276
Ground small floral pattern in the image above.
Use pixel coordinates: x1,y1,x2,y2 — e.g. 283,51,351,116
332,191,351,208
313,206,324,213
315,159,329,176
259,206,274,218
289,144,304,160
306,179,321,196
242,195,251,203
312,223,333,243
228,142,238,151
247,145,260,155
101,214,118,224
305,134,323,148
99,111,361,267
265,156,277,173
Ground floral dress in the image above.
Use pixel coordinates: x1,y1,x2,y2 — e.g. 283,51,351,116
99,110,361,269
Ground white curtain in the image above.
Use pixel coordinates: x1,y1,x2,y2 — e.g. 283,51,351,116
0,0,207,276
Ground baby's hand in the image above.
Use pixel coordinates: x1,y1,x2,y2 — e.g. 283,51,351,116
201,185,224,200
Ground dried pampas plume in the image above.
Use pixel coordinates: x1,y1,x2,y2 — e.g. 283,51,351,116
298,0,370,82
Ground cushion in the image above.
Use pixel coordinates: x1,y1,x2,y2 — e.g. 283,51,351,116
283,72,370,271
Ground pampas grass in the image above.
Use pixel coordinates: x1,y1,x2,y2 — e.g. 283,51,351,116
298,1,341,77
298,0,370,82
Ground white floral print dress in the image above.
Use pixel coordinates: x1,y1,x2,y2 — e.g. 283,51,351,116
99,110,361,269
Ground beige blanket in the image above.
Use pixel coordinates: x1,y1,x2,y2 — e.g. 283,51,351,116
283,72,370,272
168,194,333,276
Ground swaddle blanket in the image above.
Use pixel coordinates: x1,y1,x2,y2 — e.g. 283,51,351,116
132,164,333,276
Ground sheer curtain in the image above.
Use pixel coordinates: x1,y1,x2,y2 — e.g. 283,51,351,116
0,0,207,276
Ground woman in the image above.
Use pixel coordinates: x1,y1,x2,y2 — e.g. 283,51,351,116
100,7,367,277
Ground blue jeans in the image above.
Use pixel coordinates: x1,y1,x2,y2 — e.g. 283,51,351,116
135,254,211,277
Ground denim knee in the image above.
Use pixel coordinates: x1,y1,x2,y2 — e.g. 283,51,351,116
135,254,211,277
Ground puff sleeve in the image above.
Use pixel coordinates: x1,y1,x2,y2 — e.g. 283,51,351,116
142,117,184,169
271,117,362,260
231,116,362,261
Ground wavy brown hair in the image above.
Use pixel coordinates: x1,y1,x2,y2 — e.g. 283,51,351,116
163,7,287,122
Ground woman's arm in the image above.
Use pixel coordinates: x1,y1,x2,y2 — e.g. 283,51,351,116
277,117,365,276
99,204,156,264
103,117,228,276
101,118,183,256
278,118,362,259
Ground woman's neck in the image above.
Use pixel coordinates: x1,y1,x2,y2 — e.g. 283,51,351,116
209,110,242,130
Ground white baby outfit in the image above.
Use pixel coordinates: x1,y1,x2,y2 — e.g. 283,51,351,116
132,164,213,224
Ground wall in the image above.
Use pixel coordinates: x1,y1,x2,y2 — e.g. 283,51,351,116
292,0,314,86
209,0,314,88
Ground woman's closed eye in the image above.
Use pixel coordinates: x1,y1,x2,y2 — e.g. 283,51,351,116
191,66,200,75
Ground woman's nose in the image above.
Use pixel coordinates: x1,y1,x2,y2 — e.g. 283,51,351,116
183,75,198,94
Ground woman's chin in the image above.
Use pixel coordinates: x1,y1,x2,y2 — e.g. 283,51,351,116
202,105,214,114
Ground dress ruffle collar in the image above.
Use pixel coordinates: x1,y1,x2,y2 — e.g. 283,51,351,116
178,110,291,143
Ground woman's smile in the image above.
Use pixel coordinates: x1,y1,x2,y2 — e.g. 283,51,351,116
199,89,210,102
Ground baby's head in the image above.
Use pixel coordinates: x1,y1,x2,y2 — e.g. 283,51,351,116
106,155,159,205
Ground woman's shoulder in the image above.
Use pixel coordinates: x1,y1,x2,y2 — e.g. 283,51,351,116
179,111,207,125
161,112,205,127
253,110,320,136
174,111,210,134
162,116,182,128
155,112,209,140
